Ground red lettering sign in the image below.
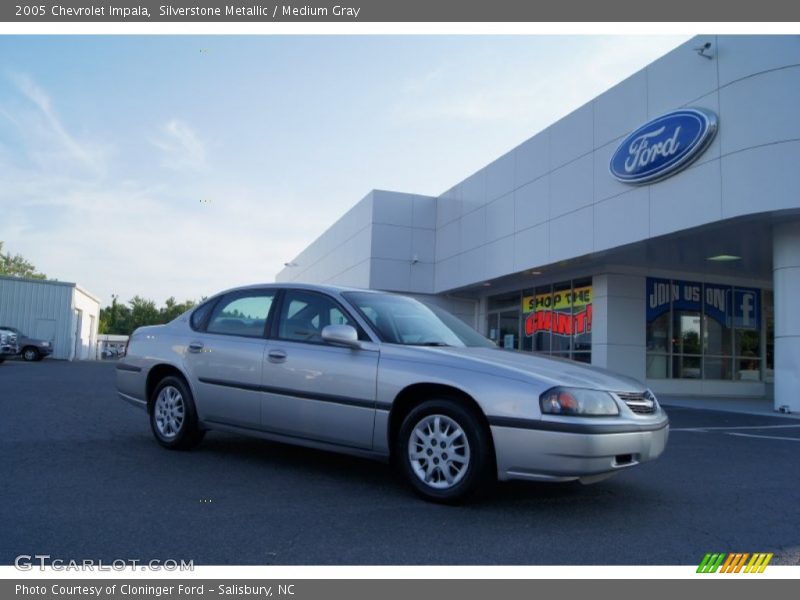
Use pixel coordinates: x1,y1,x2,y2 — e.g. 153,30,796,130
524,306,592,337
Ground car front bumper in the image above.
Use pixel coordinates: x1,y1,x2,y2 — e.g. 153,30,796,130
490,416,669,483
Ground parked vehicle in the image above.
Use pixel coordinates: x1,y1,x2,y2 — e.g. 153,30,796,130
0,326,53,361
116,284,669,502
0,328,19,364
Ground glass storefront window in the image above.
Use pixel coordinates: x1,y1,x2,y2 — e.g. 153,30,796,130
572,278,592,353
646,312,670,353
572,353,591,364
550,281,573,354
495,278,592,363
704,356,733,380
673,311,701,355
736,358,762,381
765,290,774,382
529,285,551,353
673,355,702,379
703,283,732,356
735,329,760,359
646,278,769,382
488,292,520,312
646,354,669,378
497,311,519,350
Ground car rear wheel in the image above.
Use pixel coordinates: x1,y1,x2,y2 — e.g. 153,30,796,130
397,399,493,503
149,376,204,450
22,347,39,362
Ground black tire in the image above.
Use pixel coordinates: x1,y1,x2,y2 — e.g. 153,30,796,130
21,347,39,362
149,375,205,450
396,399,494,503
0,357,5,364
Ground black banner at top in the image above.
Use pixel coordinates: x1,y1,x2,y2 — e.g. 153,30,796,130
3,0,800,22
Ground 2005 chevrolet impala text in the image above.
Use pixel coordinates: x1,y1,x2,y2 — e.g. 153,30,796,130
116,283,668,502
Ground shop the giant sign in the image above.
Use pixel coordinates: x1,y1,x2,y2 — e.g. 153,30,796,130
610,108,717,184
523,286,592,337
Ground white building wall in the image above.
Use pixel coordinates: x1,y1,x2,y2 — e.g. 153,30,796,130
0,276,99,360
772,222,800,412
433,35,800,293
370,191,437,293
71,286,101,361
277,190,438,293
591,273,647,383
277,190,375,287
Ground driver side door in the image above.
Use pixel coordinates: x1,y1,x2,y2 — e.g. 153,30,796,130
260,289,379,449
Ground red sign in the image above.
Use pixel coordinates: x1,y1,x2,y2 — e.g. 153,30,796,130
524,305,592,337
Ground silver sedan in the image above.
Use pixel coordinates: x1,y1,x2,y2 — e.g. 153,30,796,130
116,283,668,502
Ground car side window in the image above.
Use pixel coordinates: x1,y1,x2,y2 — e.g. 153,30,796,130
278,290,360,343
205,291,275,338
190,299,218,331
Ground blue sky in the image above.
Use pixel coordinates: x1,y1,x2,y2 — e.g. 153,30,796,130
0,35,689,305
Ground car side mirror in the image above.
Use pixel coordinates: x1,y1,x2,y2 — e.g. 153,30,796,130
321,324,361,349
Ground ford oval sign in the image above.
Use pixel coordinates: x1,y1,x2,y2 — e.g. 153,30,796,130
610,108,717,185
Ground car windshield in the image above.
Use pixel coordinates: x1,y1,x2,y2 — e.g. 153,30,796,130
343,292,495,348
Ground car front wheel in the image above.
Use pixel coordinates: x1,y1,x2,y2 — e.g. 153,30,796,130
397,399,493,503
22,347,39,362
149,376,204,450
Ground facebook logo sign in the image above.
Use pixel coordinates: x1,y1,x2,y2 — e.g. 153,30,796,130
734,288,760,330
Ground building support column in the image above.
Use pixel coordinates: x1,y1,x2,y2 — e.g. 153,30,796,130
591,273,647,383
773,221,800,413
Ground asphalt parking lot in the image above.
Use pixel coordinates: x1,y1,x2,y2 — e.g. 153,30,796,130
1,360,798,565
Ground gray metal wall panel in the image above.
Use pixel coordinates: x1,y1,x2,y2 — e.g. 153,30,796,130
0,278,74,360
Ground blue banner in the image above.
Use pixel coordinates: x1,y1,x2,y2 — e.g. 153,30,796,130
648,278,760,331
734,288,760,330
647,278,701,320
703,283,731,327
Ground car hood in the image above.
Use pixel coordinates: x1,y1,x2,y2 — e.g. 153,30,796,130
385,345,647,393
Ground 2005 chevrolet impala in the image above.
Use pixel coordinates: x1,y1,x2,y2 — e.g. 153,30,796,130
116,283,668,502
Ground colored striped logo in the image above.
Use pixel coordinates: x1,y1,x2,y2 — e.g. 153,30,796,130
697,553,773,573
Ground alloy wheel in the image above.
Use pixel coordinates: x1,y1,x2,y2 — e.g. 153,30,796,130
407,414,471,489
154,385,185,439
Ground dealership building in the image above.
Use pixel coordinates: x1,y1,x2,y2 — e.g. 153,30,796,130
277,35,800,414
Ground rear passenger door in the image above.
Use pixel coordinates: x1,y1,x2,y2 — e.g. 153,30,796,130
185,289,276,428
260,289,379,449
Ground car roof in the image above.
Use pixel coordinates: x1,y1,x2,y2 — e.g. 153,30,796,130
211,282,390,298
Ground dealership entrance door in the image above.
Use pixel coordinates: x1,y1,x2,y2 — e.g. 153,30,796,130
487,309,520,349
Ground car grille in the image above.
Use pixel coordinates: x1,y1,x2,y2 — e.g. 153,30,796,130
615,391,657,414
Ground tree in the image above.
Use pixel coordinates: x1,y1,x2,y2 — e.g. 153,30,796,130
128,296,159,331
0,241,47,279
160,296,196,322
98,295,197,335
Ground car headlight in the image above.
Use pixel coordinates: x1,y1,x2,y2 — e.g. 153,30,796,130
540,387,620,416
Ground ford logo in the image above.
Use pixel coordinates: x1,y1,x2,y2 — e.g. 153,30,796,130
609,108,717,184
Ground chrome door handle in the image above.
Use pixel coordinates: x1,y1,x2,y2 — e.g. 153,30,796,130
267,349,287,363
188,342,204,354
